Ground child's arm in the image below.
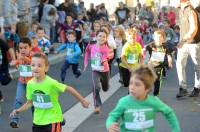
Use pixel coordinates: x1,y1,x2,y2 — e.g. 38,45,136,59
83,44,91,71
155,97,181,132
10,100,33,117
73,44,82,56
56,44,67,53
106,99,124,131
64,86,90,108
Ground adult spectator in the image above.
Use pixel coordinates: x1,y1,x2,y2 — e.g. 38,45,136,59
57,0,74,17
16,0,30,38
115,2,130,25
96,3,109,21
87,3,96,22
176,0,200,98
167,7,176,28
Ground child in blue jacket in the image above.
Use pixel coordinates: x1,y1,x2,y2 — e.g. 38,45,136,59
56,30,82,83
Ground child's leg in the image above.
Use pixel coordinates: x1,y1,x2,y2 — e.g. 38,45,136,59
32,122,61,132
116,58,123,82
100,72,110,92
154,68,163,96
60,61,70,82
72,63,81,78
10,82,26,127
92,71,102,108
120,66,131,87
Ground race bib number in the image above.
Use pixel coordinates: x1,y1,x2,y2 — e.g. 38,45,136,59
66,49,73,57
150,51,165,62
91,58,104,71
124,109,154,131
0,49,2,65
19,65,32,77
32,94,53,109
127,54,138,64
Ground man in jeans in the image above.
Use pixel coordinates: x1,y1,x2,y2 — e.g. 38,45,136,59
176,0,200,98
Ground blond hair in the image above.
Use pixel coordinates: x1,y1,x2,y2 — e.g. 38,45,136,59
114,26,126,41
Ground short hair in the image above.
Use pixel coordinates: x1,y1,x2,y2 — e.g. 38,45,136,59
131,65,157,89
31,21,39,27
67,30,76,37
32,52,49,66
36,26,44,32
19,37,32,47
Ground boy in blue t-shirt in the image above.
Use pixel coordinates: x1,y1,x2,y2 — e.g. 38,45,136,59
56,30,82,83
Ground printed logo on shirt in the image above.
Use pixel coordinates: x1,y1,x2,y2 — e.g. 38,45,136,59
0,49,2,65
19,65,32,77
124,108,154,131
32,90,53,109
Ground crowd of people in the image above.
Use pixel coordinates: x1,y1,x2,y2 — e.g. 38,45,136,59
0,0,200,131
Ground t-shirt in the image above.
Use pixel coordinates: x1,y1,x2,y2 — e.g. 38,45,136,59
0,39,9,71
26,75,67,125
120,42,142,69
106,95,180,132
115,8,130,24
146,43,171,68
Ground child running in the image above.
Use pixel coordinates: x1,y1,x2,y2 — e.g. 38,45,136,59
10,52,90,132
10,37,33,128
119,28,144,87
56,30,82,83
106,65,180,132
146,30,173,96
84,29,111,114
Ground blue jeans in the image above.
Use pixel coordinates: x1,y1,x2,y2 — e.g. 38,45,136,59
11,81,26,123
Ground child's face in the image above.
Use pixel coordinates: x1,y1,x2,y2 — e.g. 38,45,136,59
94,23,100,32
129,75,149,100
67,34,76,42
31,57,48,78
18,43,31,56
96,32,107,45
32,24,38,32
126,32,136,44
154,33,164,46
67,16,73,24
114,29,120,38
37,30,44,38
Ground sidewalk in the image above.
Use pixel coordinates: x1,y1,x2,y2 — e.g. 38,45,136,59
9,43,67,79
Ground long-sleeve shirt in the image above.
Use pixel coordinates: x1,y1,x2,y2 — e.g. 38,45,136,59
106,95,181,132
57,41,81,64
84,43,110,72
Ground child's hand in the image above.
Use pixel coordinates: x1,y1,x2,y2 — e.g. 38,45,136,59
81,99,90,108
10,60,17,66
10,109,19,118
108,123,120,132
168,63,173,69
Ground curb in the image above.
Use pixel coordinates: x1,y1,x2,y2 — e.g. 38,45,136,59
9,52,66,79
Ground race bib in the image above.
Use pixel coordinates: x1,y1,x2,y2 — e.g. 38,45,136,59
66,49,74,57
19,65,32,77
0,49,2,65
150,51,165,62
91,57,104,71
127,54,138,64
32,94,53,109
124,109,154,131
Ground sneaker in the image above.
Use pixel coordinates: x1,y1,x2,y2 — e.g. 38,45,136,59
189,88,200,97
176,88,188,98
10,121,19,128
61,118,66,126
94,107,101,114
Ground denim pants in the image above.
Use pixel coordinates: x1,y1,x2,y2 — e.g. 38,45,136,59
60,61,80,82
11,81,26,123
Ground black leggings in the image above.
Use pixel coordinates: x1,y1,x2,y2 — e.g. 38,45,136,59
32,122,61,132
